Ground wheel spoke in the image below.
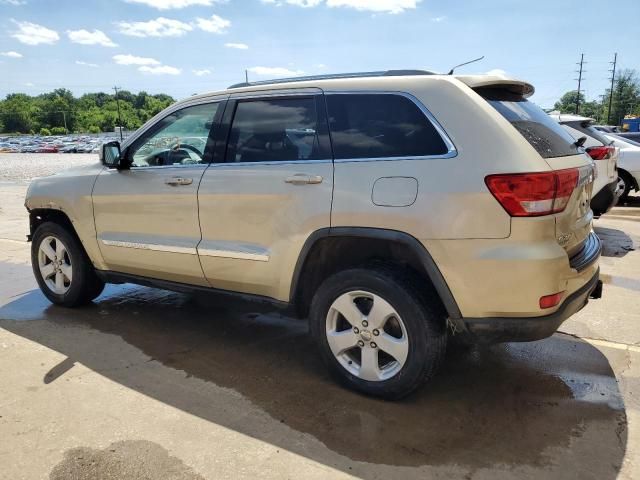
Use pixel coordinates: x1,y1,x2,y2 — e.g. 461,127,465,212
40,241,56,261
377,332,409,365
367,296,396,329
61,264,72,283
326,330,358,355
55,272,64,292
331,294,364,327
40,263,55,279
359,347,381,381
55,240,66,259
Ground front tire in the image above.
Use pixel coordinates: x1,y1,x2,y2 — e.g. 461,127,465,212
618,171,633,203
31,222,105,307
309,267,446,399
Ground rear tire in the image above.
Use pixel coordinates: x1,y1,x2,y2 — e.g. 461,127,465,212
309,267,446,399
31,221,105,307
618,171,633,203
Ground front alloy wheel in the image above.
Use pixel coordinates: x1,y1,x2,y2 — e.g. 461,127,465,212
38,235,73,294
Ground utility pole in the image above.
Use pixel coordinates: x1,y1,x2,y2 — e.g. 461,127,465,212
113,86,123,141
61,111,68,133
245,69,249,84
574,53,585,115
607,53,618,125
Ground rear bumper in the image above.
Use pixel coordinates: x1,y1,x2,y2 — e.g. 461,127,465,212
450,268,602,343
591,178,623,215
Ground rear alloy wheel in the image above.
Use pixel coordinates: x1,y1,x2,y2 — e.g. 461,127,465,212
31,222,105,307
310,267,446,399
326,290,409,381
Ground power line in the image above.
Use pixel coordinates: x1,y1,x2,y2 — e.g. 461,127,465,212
574,53,585,114
113,86,123,141
607,52,617,125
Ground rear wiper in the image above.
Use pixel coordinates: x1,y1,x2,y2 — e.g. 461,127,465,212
574,136,587,148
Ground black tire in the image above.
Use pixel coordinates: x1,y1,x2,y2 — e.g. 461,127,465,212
309,267,446,400
31,221,105,307
619,171,633,203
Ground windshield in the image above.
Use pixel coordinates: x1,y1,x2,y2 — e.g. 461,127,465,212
476,88,580,159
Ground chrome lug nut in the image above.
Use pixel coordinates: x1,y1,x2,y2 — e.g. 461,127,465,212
353,327,359,334
373,329,379,336
370,342,377,349
362,320,369,327
357,340,365,347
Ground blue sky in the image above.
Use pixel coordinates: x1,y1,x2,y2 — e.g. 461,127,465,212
1,0,639,108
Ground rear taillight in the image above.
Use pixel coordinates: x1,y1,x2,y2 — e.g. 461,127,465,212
586,145,615,160
485,168,579,217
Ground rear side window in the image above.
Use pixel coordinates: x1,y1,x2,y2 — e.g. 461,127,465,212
477,88,579,159
326,94,449,159
226,97,322,163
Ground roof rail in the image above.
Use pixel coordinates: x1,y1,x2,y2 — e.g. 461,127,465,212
227,69,437,89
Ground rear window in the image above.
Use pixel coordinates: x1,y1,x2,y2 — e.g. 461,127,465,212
560,122,612,147
326,93,449,159
477,88,579,159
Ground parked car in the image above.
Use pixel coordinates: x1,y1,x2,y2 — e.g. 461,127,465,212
549,114,622,216
594,125,620,133
25,70,602,398
605,134,640,201
616,132,640,143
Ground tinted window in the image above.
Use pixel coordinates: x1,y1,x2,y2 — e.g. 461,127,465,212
477,88,579,159
129,102,219,167
326,94,449,159
226,97,322,163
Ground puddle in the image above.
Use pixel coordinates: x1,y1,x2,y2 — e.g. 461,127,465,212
0,286,628,471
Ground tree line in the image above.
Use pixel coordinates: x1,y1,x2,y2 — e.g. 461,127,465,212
0,88,175,135
553,69,640,125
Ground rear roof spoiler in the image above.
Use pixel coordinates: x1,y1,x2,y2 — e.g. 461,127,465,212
455,75,535,98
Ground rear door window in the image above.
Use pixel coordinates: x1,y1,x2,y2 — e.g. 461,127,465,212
325,93,449,159
477,88,580,159
225,97,324,163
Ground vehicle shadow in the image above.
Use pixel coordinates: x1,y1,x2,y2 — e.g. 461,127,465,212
594,226,635,257
0,286,628,478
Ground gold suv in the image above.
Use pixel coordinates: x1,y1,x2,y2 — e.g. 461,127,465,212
25,70,602,398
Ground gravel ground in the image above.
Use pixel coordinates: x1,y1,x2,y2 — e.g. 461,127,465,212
0,153,99,184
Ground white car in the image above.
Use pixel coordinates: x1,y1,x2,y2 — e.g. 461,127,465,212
604,134,640,201
549,114,622,216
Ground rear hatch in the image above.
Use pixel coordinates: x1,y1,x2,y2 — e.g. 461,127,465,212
472,84,595,257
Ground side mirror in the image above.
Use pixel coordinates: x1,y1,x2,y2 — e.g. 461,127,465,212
100,141,122,168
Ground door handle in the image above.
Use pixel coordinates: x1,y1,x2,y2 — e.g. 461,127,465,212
284,174,323,185
165,177,193,186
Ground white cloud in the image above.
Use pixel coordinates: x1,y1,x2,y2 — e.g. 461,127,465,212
192,68,211,76
1,0,27,5
116,17,193,37
431,15,446,22
25,82,34,87
124,0,217,9
248,66,304,77
11,20,59,45
486,69,507,76
194,14,230,33
224,42,248,50
76,60,99,67
113,53,161,66
139,65,181,75
67,29,117,47
1,51,23,58
262,0,420,13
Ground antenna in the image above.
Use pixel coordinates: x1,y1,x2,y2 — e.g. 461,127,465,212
447,56,485,75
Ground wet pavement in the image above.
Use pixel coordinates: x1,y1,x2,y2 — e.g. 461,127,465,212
1,155,639,479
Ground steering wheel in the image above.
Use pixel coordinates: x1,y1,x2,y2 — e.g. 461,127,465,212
170,142,204,162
